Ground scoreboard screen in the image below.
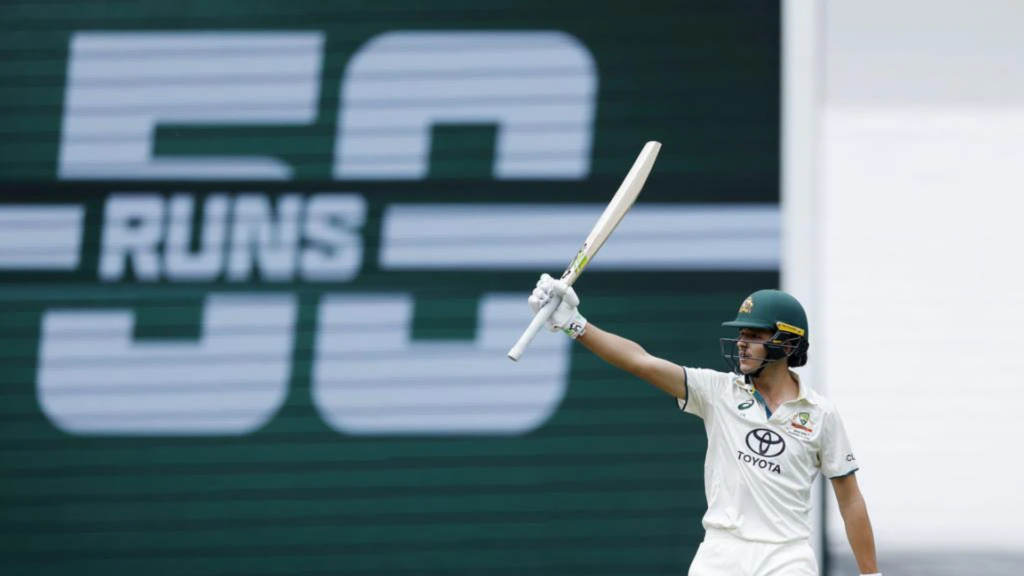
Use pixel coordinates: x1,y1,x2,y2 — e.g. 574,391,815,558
0,2,780,574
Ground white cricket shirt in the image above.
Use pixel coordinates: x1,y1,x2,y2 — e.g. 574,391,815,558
678,367,858,543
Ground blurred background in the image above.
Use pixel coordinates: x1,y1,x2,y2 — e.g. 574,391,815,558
0,1,1019,575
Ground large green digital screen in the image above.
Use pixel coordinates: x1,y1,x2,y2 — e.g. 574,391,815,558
0,1,780,574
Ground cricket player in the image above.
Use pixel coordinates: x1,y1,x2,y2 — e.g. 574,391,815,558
528,274,880,576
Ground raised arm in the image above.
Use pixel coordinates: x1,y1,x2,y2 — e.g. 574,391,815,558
577,324,687,399
527,274,687,400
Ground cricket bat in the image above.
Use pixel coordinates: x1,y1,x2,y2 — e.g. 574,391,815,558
507,140,662,361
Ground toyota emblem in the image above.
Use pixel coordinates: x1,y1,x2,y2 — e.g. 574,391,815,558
745,428,786,458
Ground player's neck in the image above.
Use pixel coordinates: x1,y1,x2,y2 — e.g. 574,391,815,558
751,365,799,407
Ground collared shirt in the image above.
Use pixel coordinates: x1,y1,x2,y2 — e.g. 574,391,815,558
678,367,859,543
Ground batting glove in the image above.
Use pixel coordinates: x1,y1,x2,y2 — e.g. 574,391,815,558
528,273,588,339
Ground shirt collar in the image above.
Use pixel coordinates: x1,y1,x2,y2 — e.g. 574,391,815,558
790,371,819,405
732,370,819,406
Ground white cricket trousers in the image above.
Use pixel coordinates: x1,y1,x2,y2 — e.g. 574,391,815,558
688,528,818,576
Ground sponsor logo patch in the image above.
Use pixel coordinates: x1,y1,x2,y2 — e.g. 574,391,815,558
787,410,816,439
738,429,787,475
745,428,786,457
736,450,782,474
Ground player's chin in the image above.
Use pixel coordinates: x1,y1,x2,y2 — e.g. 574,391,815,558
738,359,761,374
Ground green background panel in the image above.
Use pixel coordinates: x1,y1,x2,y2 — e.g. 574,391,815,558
0,1,779,574
0,0,779,182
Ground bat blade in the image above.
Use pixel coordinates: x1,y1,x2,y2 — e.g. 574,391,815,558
507,141,662,361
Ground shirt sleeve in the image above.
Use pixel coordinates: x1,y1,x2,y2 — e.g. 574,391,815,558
677,367,730,419
819,406,859,478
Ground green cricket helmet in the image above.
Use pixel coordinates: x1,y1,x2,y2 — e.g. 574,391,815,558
720,289,810,374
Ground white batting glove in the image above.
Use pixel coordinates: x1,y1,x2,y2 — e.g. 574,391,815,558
528,273,588,339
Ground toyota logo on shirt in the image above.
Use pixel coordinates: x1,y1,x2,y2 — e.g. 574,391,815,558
745,428,786,458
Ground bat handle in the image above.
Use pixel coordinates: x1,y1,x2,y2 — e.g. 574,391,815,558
507,295,562,361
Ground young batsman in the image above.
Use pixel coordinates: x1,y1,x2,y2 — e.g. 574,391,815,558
527,274,880,576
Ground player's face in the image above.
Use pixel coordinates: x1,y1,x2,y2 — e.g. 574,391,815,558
736,328,774,373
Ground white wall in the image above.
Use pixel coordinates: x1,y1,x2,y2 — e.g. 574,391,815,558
785,0,1024,573
822,109,1024,550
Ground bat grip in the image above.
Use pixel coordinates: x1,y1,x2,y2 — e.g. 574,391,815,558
507,295,562,361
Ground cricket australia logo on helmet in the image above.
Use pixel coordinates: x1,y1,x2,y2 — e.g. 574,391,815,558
745,428,786,458
739,297,754,314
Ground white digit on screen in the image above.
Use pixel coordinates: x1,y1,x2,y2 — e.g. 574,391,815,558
58,32,323,180
37,295,296,435
312,294,570,435
333,31,597,180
